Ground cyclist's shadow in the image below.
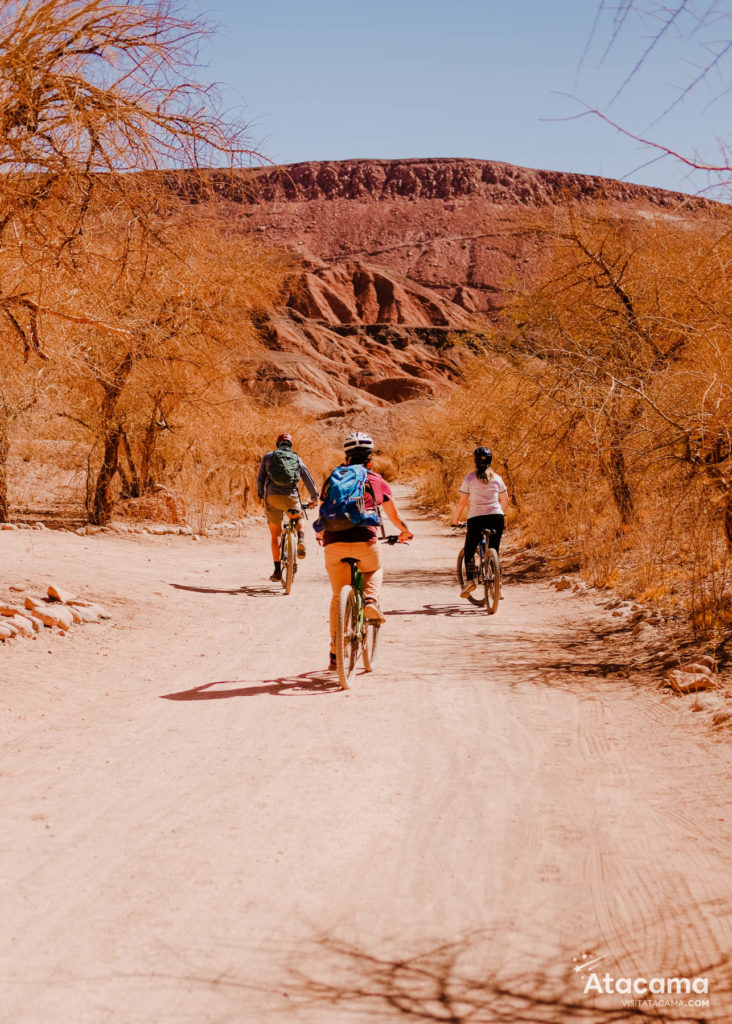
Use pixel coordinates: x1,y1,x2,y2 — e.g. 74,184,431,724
386,603,487,617
161,671,340,700
170,583,276,597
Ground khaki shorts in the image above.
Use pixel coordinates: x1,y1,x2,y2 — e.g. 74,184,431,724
264,493,300,526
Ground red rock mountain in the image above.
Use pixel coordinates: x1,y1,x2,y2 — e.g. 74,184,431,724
171,158,711,415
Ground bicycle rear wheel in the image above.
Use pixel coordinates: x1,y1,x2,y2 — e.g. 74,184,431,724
335,585,359,689
483,548,501,615
457,548,485,607
281,528,295,595
361,621,380,672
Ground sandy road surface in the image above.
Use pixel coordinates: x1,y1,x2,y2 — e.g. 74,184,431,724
1,498,731,1024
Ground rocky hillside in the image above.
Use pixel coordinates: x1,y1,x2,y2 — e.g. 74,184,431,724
170,158,712,416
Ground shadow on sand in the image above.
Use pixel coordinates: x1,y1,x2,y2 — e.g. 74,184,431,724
276,931,729,1024
170,583,277,597
160,670,341,701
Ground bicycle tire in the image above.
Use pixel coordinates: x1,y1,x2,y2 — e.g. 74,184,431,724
483,547,501,615
361,621,380,672
282,528,295,595
457,548,485,607
335,585,359,689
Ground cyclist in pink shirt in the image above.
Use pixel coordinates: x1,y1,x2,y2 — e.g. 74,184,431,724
319,432,412,670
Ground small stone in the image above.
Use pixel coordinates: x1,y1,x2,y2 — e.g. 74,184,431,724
0,605,24,617
679,662,713,677
712,711,732,727
554,577,572,591
75,527,87,536
47,585,76,604
17,523,32,531
666,671,713,694
34,605,74,631
73,605,101,623
9,584,25,592
9,614,35,637
24,597,45,612
0,623,14,639
79,602,111,619
1,523,17,530
695,654,716,670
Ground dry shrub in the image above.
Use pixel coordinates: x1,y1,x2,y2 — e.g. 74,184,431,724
163,395,336,531
401,206,732,637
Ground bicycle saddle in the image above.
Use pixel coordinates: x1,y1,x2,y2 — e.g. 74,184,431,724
340,557,360,567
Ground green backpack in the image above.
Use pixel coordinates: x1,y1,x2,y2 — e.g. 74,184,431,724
268,448,301,489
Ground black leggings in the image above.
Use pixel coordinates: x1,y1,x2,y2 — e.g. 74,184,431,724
464,514,504,577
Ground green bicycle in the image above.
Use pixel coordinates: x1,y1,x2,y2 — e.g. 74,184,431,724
334,535,399,690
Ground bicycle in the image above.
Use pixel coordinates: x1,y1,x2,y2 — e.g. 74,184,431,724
454,524,501,614
334,534,400,690
279,499,312,595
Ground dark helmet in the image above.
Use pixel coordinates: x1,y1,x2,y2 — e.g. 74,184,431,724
473,446,492,467
276,433,293,448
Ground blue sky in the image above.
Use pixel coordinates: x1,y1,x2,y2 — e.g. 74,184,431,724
189,0,731,198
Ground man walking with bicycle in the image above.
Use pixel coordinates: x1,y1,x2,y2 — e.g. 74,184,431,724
316,432,412,671
257,433,318,582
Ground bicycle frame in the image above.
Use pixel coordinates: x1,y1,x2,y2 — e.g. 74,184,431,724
455,524,501,613
279,498,307,595
334,532,399,689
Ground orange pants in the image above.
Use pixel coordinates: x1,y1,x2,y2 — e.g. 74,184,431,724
324,541,383,653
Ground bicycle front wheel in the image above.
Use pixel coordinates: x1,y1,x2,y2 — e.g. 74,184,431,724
282,528,295,595
457,548,485,607
483,548,501,615
361,621,380,672
335,586,359,689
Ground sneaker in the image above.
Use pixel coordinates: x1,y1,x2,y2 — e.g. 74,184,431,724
269,569,282,582
328,652,337,671
363,602,386,624
297,536,306,558
461,579,477,599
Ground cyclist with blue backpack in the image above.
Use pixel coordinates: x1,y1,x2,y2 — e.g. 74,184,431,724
315,431,412,670
257,433,319,582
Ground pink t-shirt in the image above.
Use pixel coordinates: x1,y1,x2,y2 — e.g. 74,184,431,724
321,470,393,545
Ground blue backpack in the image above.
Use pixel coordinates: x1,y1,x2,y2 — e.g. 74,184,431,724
315,465,381,533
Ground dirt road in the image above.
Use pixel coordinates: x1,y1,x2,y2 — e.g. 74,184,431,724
1,498,731,1023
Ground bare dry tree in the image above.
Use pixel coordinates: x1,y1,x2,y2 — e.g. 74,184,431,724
403,205,732,633
0,0,268,522
42,215,291,523
586,2,732,191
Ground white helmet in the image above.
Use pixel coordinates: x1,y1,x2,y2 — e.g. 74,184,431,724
344,431,374,453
